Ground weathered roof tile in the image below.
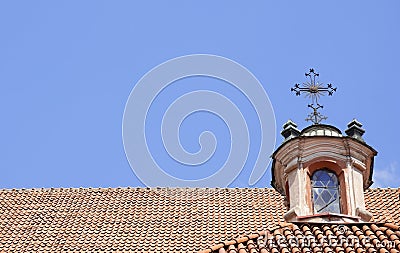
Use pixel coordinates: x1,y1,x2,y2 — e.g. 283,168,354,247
201,223,400,253
0,187,399,252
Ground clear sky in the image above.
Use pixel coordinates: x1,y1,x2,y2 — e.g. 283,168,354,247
1,1,399,189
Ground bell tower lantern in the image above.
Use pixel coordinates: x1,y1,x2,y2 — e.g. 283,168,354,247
271,69,378,223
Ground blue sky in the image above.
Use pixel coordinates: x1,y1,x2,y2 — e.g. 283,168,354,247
1,1,399,189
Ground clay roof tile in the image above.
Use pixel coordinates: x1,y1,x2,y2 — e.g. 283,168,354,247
1,187,399,253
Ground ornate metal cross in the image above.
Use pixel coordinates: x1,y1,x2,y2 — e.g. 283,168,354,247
291,68,337,124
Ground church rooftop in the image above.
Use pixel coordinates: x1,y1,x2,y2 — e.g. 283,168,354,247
0,187,399,252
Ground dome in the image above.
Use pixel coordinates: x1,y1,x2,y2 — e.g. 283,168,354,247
300,124,342,137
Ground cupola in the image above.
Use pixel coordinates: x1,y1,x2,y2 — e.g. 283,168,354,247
271,121,377,223
272,69,378,223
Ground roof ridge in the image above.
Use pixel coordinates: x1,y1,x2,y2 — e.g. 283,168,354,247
0,186,398,191
368,187,400,190
0,187,287,193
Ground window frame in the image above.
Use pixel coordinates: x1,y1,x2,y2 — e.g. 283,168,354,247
305,160,348,215
310,168,341,214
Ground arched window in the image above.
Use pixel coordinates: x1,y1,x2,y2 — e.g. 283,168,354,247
311,169,341,214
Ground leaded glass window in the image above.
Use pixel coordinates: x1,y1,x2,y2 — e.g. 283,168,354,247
311,169,341,214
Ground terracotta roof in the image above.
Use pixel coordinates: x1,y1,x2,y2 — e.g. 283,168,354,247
198,223,400,253
365,188,400,223
0,187,399,252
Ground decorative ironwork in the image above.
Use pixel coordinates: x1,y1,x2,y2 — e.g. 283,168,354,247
306,104,327,124
291,68,336,124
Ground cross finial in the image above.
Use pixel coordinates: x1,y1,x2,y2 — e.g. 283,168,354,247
291,68,337,124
